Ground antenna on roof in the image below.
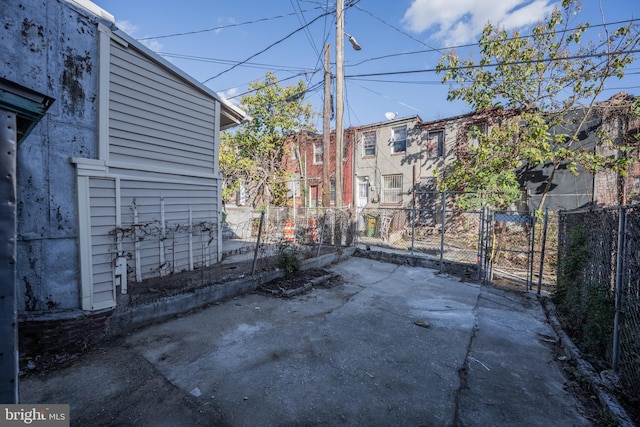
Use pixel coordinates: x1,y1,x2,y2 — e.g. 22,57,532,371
385,112,398,120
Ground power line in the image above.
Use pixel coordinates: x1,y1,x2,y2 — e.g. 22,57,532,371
353,4,444,53
291,0,322,59
222,72,323,100
345,48,640,79
347,77,447,84
159,52,311,73
202,11,330,84
136,7,325,40
345,18,639,68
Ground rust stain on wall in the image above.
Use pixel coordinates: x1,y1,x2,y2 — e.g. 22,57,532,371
61,49,92,117
20,17,45,53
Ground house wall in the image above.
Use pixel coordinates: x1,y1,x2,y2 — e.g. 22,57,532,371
354,117,416,207
353,116,449,208
521,110,599,210
284,131,353,208
72,25,224,311
2,0,227,313
108,41,217,174
2,0,101,311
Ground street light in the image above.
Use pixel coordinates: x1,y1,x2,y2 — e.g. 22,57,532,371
346,32,361,51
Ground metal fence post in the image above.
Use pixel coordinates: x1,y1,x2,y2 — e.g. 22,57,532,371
537,207,549,295
527,213,536,290
411,197,416,255
251,211,265,276
613,206,627,372
477,208,485,282
411,166,416,255
316,213,327,258
484,209,494,285
439,190,447,274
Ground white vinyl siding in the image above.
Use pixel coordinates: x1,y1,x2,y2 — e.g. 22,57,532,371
109,41,216,174
118,179,219,282
88,178,117,310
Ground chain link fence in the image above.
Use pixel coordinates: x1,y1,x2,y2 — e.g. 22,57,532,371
221,206,354,272
354,194,556,290
557,204,640,407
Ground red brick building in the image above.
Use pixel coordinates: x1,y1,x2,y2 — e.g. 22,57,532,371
282,129,355,208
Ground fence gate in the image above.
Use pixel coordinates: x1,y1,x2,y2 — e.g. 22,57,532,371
480,210,536,289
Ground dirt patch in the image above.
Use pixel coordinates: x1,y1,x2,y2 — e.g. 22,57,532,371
258,268,341,298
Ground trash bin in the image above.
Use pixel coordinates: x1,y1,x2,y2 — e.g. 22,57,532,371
365,214,378,237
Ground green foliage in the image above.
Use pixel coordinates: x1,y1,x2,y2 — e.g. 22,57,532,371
276,241,301,274
436,1,640,209
554,225,614,361
221,72,318,207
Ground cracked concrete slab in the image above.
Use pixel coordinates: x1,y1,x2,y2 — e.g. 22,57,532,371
19,257,591,426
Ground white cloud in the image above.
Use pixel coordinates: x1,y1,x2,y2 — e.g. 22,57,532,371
140,39,163,53
115,20,163,53
402,0,559,45
217,88,242,109
115,20,138,35
215,17,237,35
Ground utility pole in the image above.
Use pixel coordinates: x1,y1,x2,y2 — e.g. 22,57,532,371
335,0,344,207
322,43,331,208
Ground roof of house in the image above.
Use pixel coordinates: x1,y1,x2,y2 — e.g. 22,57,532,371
65,0,247,130
349,114,422,131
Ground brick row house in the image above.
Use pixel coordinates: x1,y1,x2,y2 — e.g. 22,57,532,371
283,93,639,218
282,129,355,208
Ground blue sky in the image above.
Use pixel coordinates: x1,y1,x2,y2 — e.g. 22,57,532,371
92,0,640,128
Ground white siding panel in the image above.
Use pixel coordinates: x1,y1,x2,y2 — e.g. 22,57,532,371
109,125,212,154
119,179,220,282
109,40,217,174
89,178,117,309
110,45,213,111
108,144,212,172
109,106,213,144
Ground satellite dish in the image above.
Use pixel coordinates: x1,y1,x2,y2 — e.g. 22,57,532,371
385,112,397,120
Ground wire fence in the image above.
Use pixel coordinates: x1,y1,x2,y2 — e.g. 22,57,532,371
354,203,557,290
557,204,640,405
221,206,355,272
221,198,558,290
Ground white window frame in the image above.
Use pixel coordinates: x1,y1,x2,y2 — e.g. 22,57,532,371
362,131,376,157
330,179,336,204
427,129,445,157
382,174,403,205
313,142,323,165
391,126,407,154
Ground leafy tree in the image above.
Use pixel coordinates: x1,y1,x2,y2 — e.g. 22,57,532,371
220,72,317,207
436,0,640,210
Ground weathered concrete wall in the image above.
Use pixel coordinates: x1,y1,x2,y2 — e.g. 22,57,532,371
223,205,254,239
1,0,103,311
